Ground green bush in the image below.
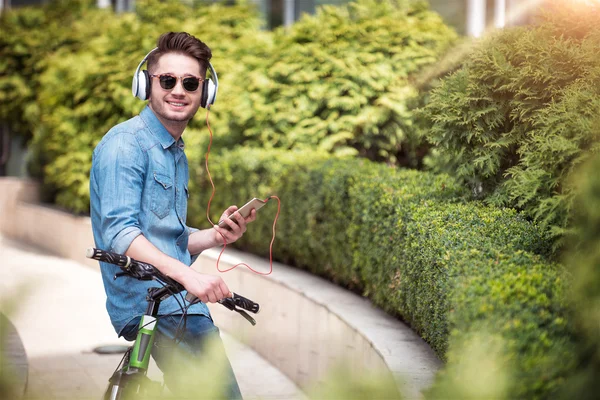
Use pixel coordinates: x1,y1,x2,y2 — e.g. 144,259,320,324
0,0,96,141
29,10,151,211
191,148,572,398
421,4,600,241
216,0,457,166
353,197,554,350
189,149,464,288
560,153,600,399
427,250,574,399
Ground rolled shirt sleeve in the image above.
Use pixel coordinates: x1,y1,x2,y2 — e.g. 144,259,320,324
92,131,146,254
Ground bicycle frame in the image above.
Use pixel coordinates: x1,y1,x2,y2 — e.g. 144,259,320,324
104,286,174,400
129,285,168,371
128,315,157,371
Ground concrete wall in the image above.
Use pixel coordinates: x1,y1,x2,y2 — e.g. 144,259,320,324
0,178,97,269
0,178,441,398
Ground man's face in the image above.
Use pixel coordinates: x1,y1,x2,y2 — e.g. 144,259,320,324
148,52,204,125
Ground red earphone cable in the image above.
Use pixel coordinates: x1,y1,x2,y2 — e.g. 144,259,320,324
204,106,279,275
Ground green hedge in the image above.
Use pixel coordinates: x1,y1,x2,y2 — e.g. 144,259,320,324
216,0,457,166
0,0,97,141
421,4,600,241
190,148,574,399
427,250,573,399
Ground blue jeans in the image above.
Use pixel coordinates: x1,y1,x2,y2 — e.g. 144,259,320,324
122,314,242,399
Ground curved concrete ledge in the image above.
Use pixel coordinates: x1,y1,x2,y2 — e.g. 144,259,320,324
0,178,441,398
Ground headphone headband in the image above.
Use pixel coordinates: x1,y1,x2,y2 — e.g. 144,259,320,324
132,47,218,107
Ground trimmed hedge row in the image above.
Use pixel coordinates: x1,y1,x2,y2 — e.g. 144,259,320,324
427,250,573,398
188,148,575,399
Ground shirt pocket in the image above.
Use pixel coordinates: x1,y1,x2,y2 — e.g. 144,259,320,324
151,172,173,219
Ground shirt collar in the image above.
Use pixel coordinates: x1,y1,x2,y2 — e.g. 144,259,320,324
140,106,177,150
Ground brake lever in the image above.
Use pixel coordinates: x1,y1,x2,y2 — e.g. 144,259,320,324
235,309,256,326
215,298,256,325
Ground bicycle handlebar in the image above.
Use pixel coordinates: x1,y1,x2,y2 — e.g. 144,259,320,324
86,247,161,282
86,247,260,321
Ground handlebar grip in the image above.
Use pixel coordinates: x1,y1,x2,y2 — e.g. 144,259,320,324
185,292,260,314
231,293,260,314
86,247,131,268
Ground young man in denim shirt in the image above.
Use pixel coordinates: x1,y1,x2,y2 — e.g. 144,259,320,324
90,32,254,399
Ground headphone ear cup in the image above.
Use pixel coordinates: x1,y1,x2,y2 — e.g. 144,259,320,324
133,70,150,100
201,79,209,108
132,71,140,99
201,79,216,108
137,70,150,100
132,48,158,101
142,70,151,100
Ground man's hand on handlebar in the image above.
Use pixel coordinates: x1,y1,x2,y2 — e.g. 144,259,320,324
176,267,231,304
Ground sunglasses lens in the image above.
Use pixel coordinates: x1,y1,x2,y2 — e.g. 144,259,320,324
182,77,200,92
159,75,177,90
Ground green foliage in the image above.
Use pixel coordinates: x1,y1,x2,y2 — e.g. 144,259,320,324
0,0,96,141
425,332,511,399
216,0,457,166
421,4,600,241
428,251,574,399
307,365,402,399
560,153,600,399
192,148,572,398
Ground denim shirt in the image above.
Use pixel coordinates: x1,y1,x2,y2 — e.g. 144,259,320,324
90,106,210,336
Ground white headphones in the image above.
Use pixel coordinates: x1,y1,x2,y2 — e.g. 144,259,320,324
132,47,218,108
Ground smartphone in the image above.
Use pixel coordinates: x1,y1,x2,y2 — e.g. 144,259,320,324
218,198,268,229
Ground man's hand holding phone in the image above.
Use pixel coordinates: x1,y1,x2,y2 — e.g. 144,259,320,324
213,199,265,244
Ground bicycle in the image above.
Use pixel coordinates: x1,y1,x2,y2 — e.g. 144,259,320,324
85,247,260,400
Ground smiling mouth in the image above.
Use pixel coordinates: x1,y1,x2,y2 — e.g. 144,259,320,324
167,101,187,107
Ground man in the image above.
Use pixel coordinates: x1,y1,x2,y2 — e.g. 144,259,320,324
90,32,254,399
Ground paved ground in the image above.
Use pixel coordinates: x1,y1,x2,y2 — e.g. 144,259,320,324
0,235,304,400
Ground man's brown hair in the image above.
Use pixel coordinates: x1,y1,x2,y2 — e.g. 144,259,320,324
147,32,212,76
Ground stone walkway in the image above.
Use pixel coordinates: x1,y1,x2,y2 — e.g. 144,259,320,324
0,235,304,400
